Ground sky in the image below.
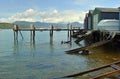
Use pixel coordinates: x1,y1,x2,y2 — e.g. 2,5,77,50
0,0,120,23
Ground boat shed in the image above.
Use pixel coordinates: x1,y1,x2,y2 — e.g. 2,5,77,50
84,10,93,30
84,13,88,29
88,10,94,30
92,7,119,30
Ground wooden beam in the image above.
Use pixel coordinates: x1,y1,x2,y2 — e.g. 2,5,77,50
110,64,120,70
66,39,112,54
61,61,120,78
90,69,120,79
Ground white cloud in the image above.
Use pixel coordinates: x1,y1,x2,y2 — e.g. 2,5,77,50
0,9,87,23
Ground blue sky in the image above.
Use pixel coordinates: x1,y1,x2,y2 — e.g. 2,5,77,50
0,0,120,23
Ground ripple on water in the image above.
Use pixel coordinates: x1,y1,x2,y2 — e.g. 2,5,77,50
26,62,55,69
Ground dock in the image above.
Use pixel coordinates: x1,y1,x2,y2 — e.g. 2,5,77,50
13,24,81,41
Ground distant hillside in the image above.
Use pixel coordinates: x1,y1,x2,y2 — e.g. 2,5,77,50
13,21,62,28
0,21,83,29
13,21,83,28
0,23,14,29
70,22,83,28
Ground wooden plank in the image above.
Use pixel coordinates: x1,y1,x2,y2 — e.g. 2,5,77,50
61,61,120,78
75,34,90,43
111,64,120,70
15,28,80,31
90,69,120,79
66,40,112,54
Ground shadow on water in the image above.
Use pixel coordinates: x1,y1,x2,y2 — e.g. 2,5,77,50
102,41,120,52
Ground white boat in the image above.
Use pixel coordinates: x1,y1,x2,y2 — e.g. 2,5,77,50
97,19,120,31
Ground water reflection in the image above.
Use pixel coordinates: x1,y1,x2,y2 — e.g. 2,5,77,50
30,38,36,50
14,40,18,53
13,38,36,55
50,36,53,46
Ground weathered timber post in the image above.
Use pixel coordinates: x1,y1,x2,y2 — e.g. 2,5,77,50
32,25,35,41
67,24,70,37
70,25,72,42
50,25,54,37
100,31,104,41
70,25,73,37
13,24,19,41
30,24,35,42
30,24,33,42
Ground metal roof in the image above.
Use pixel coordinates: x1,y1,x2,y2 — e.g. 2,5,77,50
95,7,119,12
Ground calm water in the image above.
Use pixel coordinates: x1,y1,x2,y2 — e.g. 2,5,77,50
0,29,120,79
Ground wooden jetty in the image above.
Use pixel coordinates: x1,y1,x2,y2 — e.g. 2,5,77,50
13,24,81,41
58,61,120,79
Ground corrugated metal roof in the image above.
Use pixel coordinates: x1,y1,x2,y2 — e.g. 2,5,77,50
95,7,119,12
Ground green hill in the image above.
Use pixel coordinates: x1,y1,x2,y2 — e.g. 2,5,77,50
0,21,83,29
0,23,29,29
0,23,14,29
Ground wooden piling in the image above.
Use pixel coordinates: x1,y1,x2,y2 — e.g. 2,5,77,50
32,25,35,41
70,25,73,42
50,25,54,37
19,30,24,40
67,24,70,37
30,24,36,42
12,25,82,43
13,24,19,41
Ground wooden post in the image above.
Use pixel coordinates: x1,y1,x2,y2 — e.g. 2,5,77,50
100,32,104,41
50,25,53,37
67,24,69,37
30,24,33,42
70,25,73,36
14,31,16,41
30,24,35,42
70,25,72,42
13,24,19,41
32,25,35,41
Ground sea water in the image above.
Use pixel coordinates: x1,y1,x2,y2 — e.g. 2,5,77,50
0,29,120,79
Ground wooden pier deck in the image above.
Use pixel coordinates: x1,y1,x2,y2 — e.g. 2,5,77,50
13,24,81,41
17,28,80,31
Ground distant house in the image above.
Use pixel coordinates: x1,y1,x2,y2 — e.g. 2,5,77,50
84,10,93,30
84,7,120,30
